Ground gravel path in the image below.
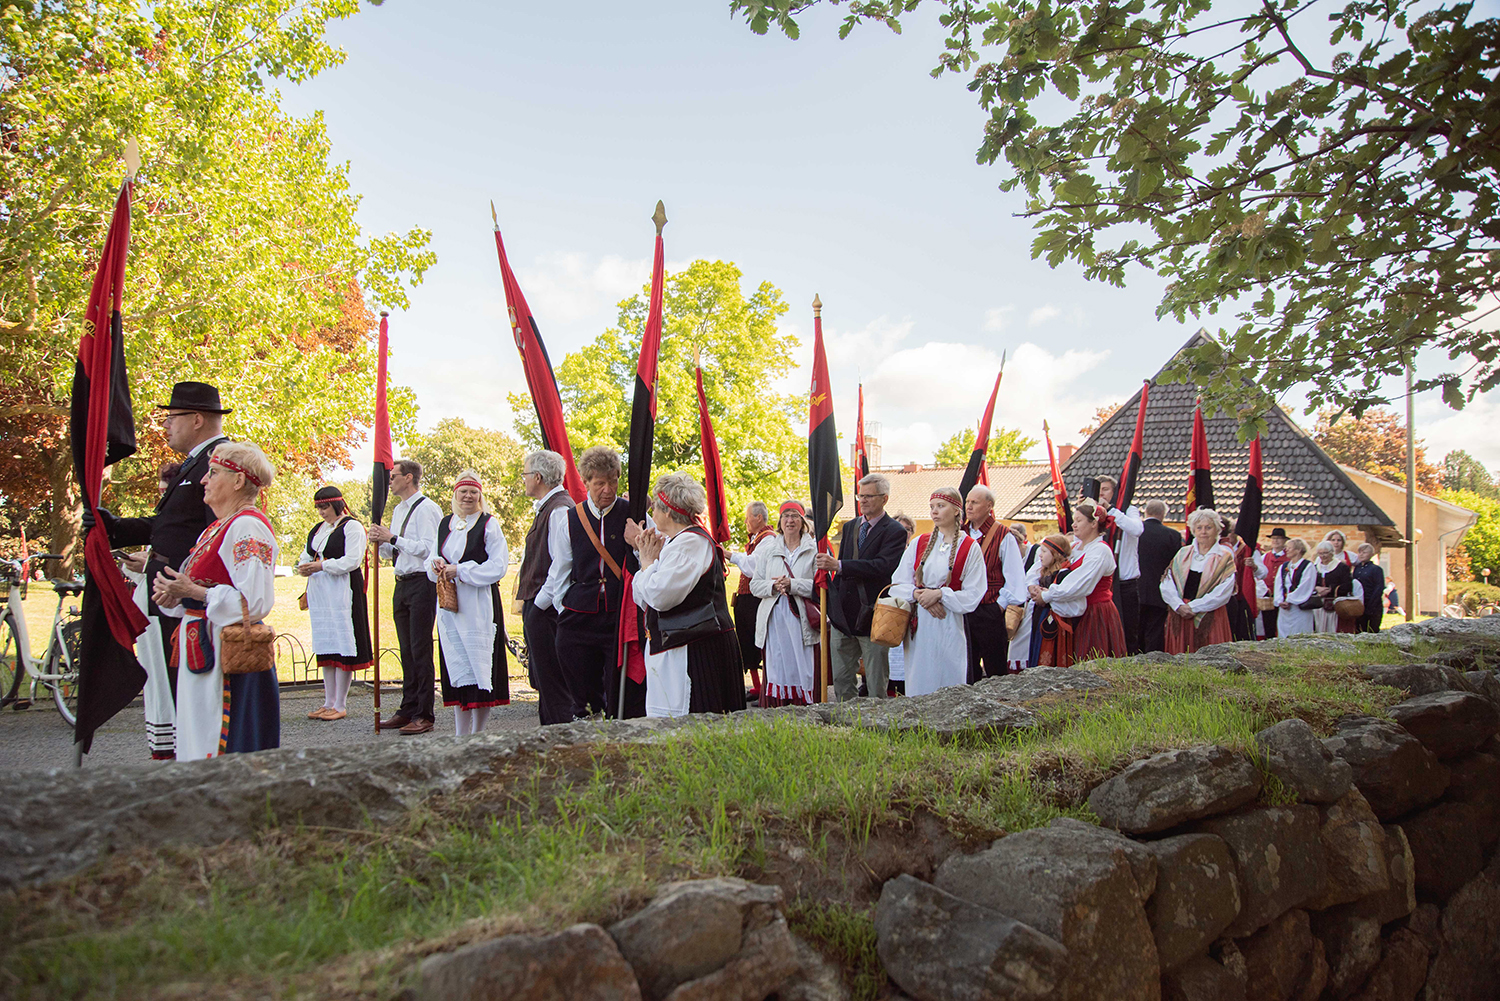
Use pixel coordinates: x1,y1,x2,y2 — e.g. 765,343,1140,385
0,680,546,774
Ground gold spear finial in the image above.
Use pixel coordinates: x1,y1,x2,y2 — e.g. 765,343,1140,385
380,310,389,318
812,294,822,317
490,200,499,230
653,200,667,235
123,138,141,181
1043,419,1051,434
1000,348,1007,373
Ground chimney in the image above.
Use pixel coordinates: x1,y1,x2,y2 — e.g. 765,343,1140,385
1058,444,1076,466
903,462,920,473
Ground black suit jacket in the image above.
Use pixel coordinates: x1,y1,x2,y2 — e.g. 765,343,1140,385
110,437,228,605
828,513,907,637
1137,518,1185,609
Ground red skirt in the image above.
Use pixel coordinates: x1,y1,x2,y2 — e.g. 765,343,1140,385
1165,606,1234,654
1071,601,1128,662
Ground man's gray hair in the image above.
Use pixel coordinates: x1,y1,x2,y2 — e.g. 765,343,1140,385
1144,499,1167,519
525,450,566,489
746,500,768,523
966,484,995,506
858,472,890,496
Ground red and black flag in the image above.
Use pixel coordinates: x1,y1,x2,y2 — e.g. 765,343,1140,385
70,180,149,754
853,383,869,485
492,206,585,503
627,202,667,524
1116,380,1149,513
371,312,394,525
1234,436,1263,548
1185,401,1214,517
696,354,731,544
959,356,1005,501
1044,419,1072,535
808,295,842,552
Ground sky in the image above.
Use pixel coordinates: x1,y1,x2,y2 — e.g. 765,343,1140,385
278,0,1499,475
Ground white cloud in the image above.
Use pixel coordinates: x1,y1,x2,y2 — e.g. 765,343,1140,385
983,305,1014,332
1417,391,1500,471
516,251,654,327
1028,305,1060,327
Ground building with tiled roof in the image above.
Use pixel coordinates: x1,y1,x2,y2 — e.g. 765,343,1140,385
1006,330,1475,612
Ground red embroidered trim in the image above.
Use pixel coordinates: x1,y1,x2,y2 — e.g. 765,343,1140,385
232,538,273,566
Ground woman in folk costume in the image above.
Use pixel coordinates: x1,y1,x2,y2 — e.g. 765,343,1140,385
153,442,280,760
427,469,511,735
1310,540,1357,634
630,473,746,718
750,501,818,706
1025,535,1076,667
297,485,373,721
889,487,987,697
1160,508,1237,653
1273,538,1319,636
1032,499,1128,662
1322,530,1355,567
1007,522,1039,672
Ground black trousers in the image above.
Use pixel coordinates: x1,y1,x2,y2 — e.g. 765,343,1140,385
966,602,1011,682
1262,608,1279,639
556,612,646,719
733,593,763,688
393,576,437,721
1358,610,1382,633
1140,603,1168,654
523,599,572,725
1116,577,1141,656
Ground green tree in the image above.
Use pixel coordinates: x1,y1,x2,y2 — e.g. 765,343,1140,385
0,0,433,569
1441,489,1500,580
933,425,1037,466
509,260,805,545
1442,449,1498,498
1313,407,1440,492
407,418,530,547
733,0,1500,433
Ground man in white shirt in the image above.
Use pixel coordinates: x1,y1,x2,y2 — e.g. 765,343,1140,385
1097,475,1145,654
963,486,1028,680
368,459,440,734
727,501,775,700
516,451,575,724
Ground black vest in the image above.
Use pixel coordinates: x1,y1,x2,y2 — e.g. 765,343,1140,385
645,526,734,651
438,512,493,566
307,515,357,562
563,502,629,615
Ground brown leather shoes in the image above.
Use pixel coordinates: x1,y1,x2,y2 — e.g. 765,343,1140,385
398,718,434,735
378,715,411,730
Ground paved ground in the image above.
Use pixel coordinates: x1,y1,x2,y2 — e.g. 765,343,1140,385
0,680,547,774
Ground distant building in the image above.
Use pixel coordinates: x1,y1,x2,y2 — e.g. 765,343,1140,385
835,461,1050,537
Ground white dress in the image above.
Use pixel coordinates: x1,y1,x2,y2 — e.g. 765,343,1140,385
125,565,173,758
426,516,509,692
749,534,817,704
1008,554,1042,670
632,530,716,718
889,530,987,697
158,515,279,760
301,519,365,657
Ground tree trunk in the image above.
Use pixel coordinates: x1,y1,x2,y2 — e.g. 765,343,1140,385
48,450,80,576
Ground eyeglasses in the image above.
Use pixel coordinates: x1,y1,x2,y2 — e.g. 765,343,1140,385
160,411,197,423
856,494,884,501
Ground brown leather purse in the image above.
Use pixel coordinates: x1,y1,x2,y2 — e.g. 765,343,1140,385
220,595,275,675
436,576,459,612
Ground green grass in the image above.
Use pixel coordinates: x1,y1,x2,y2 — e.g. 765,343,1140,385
0,645,1418,1000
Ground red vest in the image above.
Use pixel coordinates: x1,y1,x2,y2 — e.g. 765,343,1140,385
737,528,775,596
915,532,976,590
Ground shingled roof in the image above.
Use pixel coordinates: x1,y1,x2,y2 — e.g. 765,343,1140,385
836,462,1051,524
1007,331,1395,527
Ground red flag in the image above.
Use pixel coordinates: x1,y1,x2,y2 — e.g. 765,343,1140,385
1186,401,1214,517
492,212,585,503
853,384,869,485
70,181,148,753
959,358,1005,500
1235,436,1263,547
1116,380,1149,512
371,312,394,525
1044,419,1072,534
809,296,842,592
696,360,731,544
628,202,667,524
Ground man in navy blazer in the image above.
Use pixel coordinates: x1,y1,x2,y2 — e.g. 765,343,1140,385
1135,499,1184,653
815,473,906,700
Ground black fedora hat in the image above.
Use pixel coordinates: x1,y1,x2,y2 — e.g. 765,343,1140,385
1269,527,1288,538
156,381,231,415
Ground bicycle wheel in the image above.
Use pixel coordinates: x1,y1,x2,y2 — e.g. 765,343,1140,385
49,618,81,727
0,614,22,708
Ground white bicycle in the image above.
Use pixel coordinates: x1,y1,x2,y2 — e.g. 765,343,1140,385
0,554,84,725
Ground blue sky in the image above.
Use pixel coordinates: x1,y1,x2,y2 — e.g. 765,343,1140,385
280,0,1497,472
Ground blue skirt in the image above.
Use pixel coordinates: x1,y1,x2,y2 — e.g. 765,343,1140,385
225,668,281,754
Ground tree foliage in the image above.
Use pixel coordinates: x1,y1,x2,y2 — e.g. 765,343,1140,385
1079,402,1121,438
732,0,1500,432
933,425,1037,465
1442,448,1497,498
1440,488,1500,579
407,418,531,548
0,0,433,567
509,260,804,545
1312,407,1440,492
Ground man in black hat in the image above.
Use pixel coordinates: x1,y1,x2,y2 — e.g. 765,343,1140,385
94,382,232,682
1259,528,1293,638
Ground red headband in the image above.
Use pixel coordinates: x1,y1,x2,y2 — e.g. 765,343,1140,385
930,491,960,504
314,490,343,503
454,476,482,492
211,455,262,488
779,501,805,516
1043,538,1070,559
655,490,693,519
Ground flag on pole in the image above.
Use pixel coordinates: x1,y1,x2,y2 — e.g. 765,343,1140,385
371,312,394,525
1044,420,1072,535
1234,436,1263,547
627,201,667,524
1116,380,1149,513
1185,401,1214,517
492,206,585,503
696,354,731,544
959,356,1005,501
70,179,148,754
853,383,869,485
808,295,842,554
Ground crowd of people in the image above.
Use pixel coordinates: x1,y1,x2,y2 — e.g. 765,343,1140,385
98,382,1396,761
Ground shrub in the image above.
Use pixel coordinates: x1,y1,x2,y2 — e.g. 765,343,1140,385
1447,581,1500,615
